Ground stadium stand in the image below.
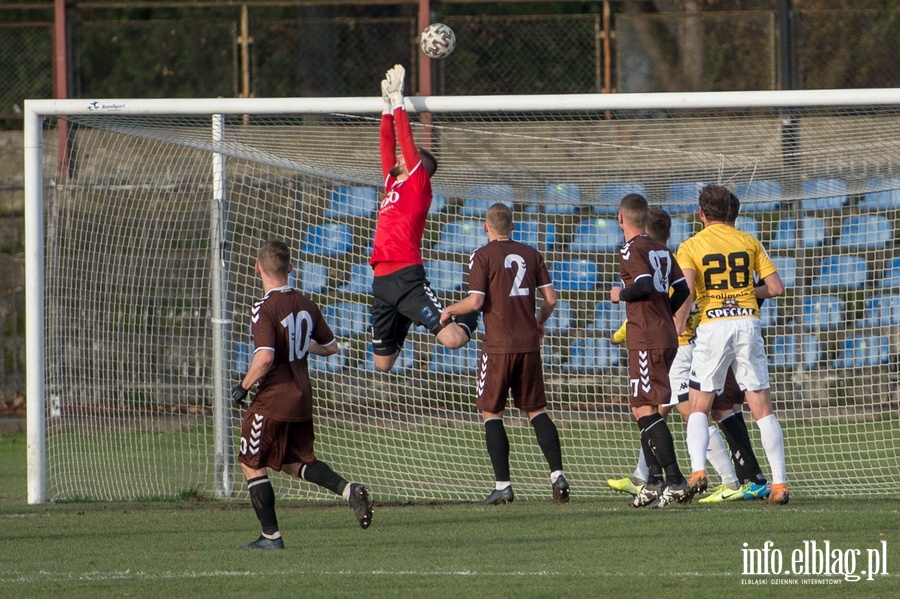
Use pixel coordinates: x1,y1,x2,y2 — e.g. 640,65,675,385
800,177,849,211
326,185,377,219
301,223,353,257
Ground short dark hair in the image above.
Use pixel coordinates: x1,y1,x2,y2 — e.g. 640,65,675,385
419,148,437,176
726,192,741,223
258,239,291,277
698,184,732,222
646,207,672,243
619,193,649,228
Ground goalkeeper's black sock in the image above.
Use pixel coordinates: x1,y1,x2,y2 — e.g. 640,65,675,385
639,413,685,485
719,411,766,484
455,311,479,340
302,460,349,496
636,418,663,486
247,476,279,537
484,418,511,482
530,412,564,473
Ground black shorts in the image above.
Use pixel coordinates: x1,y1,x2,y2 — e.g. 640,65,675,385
371,265,446,356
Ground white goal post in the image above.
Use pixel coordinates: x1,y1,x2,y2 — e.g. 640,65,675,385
24,89,900,504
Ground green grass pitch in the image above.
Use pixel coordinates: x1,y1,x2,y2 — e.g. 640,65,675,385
0,430,896,598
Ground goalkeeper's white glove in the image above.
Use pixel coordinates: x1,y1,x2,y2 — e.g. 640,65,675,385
384,64,405,109
381,79,392,115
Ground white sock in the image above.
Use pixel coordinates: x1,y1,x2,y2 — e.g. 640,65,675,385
757,414,787,484
686,412,710,474
550,470,565,484
495,481,511,491
342,484,352,500
707,425,738,488
632,447,649,484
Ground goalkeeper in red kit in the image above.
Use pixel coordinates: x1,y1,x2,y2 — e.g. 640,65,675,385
369,64,477,372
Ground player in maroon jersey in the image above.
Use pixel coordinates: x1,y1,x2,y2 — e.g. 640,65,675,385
231,239,373,549
370,64,477,372
610,193,691,508
441,203,569,505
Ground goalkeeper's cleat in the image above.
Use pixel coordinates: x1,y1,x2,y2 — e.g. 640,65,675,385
648,481,691,509
766,483,790,505
552,473,570,503
348,483,374,529
238,535,285,550
481,486,515,505
743,482,771,500
628,483,662,508
698,484,745,503
607,476,645,496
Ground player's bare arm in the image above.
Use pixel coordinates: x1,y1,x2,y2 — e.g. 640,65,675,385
309,338,339,357
755,271,785,300
441,293,485,326
674,268,696,336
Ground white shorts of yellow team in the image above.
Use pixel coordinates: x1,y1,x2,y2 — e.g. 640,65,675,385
667,343,693,407
690,318,770,393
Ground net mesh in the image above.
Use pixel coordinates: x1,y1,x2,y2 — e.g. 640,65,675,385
38,101,900,501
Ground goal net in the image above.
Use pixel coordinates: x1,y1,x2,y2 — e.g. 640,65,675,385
25,91,900,503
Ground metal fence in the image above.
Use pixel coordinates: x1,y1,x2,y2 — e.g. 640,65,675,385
3,6,900,121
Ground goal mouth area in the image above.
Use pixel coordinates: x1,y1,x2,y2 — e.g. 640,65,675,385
23,90,900,503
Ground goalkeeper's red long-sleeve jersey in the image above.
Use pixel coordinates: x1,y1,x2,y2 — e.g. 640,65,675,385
370,107,432,276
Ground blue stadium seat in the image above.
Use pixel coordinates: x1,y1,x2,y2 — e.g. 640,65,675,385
770,256,797,287
544,300,572,335
759,300,779,328
326,185,377,219
424,260,465,294
860,293,900,327
810,255,868,291
882,257,900,288
570,218,621,252
836,214,893,250
767,334,820,370
358,347,414,373
527,183,581,214
513,220,557,252
288,261,329,294
460,184,515,216
735,215,760,239
301,223,353,257
732,179,782,212
322,301,369,337
591,301,627,332
801,295,844,330
432,220,485,254
339,263,371,295
669,217,694,248
596,182,648,215
563,337,620,373
429,193,447,216
859,178,900,211
771,216,826,249
550,259,599,291
428,343,481,374
234,341,252,375
833,335,890,369
666,181,706,215
310,352,348,373
800,178,848,211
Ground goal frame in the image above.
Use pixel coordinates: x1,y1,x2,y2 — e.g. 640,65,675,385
24,88,900,504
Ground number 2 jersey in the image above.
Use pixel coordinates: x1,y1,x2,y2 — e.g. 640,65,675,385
250,286,336,422
675,223,777,326
467,238,553,354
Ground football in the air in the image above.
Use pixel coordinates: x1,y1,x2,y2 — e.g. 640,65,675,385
420,23,456,59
